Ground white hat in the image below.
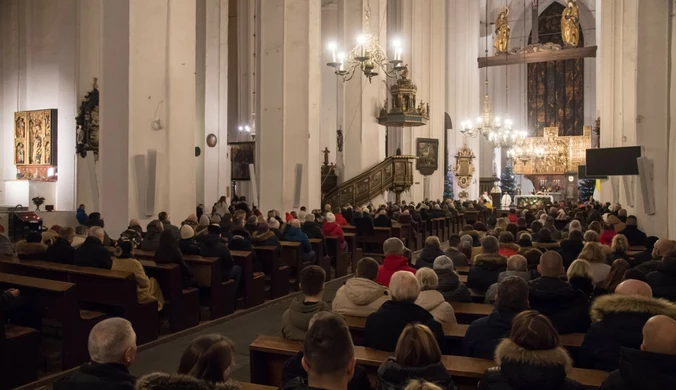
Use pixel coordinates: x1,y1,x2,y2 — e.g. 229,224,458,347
325,212,336,223
180,225,195,240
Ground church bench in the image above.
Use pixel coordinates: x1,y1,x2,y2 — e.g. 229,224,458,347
280,241,307,287
137,260,200,332
309,238,332,281
458,274,468,283
183,254,236,319
0,309,41,389
249,335,606,389
239,383,276,390
0,273,101,370
343,232,358,272
456,266,469,275
252,246,290,299
231,250,265,308
322,236,349,278
449,302,493,323
468,288,487,303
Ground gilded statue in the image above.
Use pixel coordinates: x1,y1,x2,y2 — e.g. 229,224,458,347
561,0,580,47
494,7,510,54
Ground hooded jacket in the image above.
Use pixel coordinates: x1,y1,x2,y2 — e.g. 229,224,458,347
281,298,330,341
435,269,471,302
484,270,530,304
558,239,584,269
579,294,676,371
462,307,521,360
135,373,239,390
647,261,676,302
251,230,281,249
284,226,313,255
376,255,417,287
416,245,446,269
44,236,75,265
600,347,676,390
478,339,582,390
54,362,135,390
332,277,391,317
528,277,591,334
74,236,112,270
376,358,456,390
15,240,48,260
467,253,508,291
415,290,457,324
321,221,345,245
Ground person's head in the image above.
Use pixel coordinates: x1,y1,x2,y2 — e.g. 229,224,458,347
448,234,461,248
605,259,631,293
246,215,258,226
88,318,137,367
481,235,499,254
218,196,227,204
159,229,177,249
495,276,529,312
207,224,222,236
178,334,235,383
611,234,629,254
623,269,649,283
578,242,605,264
653,239,676,259
588,221,602,234
79,204,85,210
158,211,170,223
506,255,527,272
618,208,628,218
395,323,442,367
516,217,527,228
383,237,405,256
425,236,441,248
508,310,560,351
180,225,195,240
523,248,543,269
499,231,515,244
146,220,164,235
583,230,599,242
302,312,355,387
538,227,552,241
568,230,583,242
415,268,439,291
355,257,379,281
268,218,280,230
626,215,638,226
114,240,134,259
289,219,301,228
544,216,555,228
506,224,517,237
390,271,420,302
88,226,105,242
486,216,497,229
403,380,443,390
300,265,326,299
531,220,543,233
615,279,653,297
566,259,593,280
537,251,564,278
496,218,508,231
75,225,89,236
473,222,487,232
509,208,516,215
305,213,316,223
569,220,582,233
433,255,454,272
641,315,676,355
59,227,75,244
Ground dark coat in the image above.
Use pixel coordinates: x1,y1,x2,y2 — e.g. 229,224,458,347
74,237,112,270
200,234,235,276
462,307,520,360
376,358,456,390
178,238,201,255
444,248,469,267
155,245,193,281
44,237,75,265
578,294,676,371
15,241,47,260
600,348,676,390
301,221,324,240
161,221,181,241
632,250,654,266
436,269,471,302
54,362,135,390
647,261,676,302
416,245,446,269
374,215,393,228
568,276,595,299
364,300,444,353
528,277,591,334
282,351,373,390
467,253,508,291
228,227,252,242
617,225,647,247
478,339,583,390
252,230,281,249
284,226,313,254
135,372,239,390
558,239,584,269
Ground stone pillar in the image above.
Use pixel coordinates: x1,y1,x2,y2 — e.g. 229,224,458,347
321,1,339,165
257,0,321,213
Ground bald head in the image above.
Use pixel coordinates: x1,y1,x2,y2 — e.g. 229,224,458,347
642,315,676,355
615,279,653,297
653,239,675,258
537,251,564,277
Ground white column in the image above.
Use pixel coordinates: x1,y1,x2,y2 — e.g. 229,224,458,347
321,1,338,164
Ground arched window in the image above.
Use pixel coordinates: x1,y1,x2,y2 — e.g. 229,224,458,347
528,3,584,137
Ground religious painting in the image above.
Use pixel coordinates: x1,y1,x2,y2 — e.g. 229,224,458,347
76,78,99,159
527,2,584,137
416,138,438,176
230,141,255,181
453,145,476,189
14,109,58,181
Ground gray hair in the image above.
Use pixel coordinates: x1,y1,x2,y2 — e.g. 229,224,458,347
569,220,582,233
460,235,473,249
416,268,439,290
89,226,105,241
433,255,454,271
506,255,527,272
389,271,420,302
305,213,316,222
584,230,599,242
383,237,405,256
481,236,499,254
88,317,136,364
425,236,441,248
289,219,301,228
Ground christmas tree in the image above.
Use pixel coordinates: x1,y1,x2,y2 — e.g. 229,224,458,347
579,178,595,203
443,166,454,200
500,161,517,196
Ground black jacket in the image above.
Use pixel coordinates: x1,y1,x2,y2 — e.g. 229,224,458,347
462,307,520,360
376,358,456,390
365,300,445,353
374,215,393,228
178,238,201,255
617,225,647,247
301,221,324,240
54,362,135,390
467,254,508,291
647,261,676,302
478,339,583,390
568,276,595,299
252,230,281,249
528,277,590,334
558,239,584,269
228,227,252,242
416,246,446,269
281,351,372,390
45,237,75,265
135,372,239,390
161,221,181,241
600,348,676,390
155,246,193,280
436,269,471,302
444,248,469,267
74,237,113,270
632,250,654,266
200,234,235,276
579,294,676,371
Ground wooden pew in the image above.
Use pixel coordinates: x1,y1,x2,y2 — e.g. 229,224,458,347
0,308,40,390
280,241,304,286
458,274,468,283
249,335,607,389
183,254,236,319
323,236,348,278
231,250,265,308
451,302,493,323
239,383,276,390
456,266,469,275
344,232,358,272
0,273,101,370
309,238,332,281
253,246,290,299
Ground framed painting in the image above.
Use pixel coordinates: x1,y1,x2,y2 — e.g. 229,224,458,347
416,138,438,176
15,109,58,181
230,141,255,181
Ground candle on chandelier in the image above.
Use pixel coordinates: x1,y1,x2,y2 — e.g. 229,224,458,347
328,42,337,63
337,52,345,71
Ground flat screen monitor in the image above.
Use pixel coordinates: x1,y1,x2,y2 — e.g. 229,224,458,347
578,165,607,180
586,147,641,176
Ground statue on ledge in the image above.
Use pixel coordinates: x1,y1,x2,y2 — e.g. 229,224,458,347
494,7,510,54
561,0,580,47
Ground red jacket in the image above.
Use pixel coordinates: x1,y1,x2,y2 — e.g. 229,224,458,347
508,214,518,223
376,255,416,287
599,229,616,246
322,222,345,245
334,213,348,226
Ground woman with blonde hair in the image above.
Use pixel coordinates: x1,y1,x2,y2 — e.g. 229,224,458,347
376,324,456,390
414,268,457,324
495,218,508,231
578,242,611,285
607,234,630,264
566,259,595,298
403,380,443,390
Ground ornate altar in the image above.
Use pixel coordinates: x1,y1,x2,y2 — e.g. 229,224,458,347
76,78,100,159
377,67,429,127
514,195,554,209
512,126,591,175
14,109,58,181
453,145,476,199
416,138,438,175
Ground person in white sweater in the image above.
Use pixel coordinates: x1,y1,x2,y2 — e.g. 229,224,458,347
332,258,391,317
415,267,457,324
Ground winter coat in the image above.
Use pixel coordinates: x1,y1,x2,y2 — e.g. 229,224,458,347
281,351,373,390
334,213,348,226
532,241,560,252
42,229,60,244
54,362,135,390
478,339,583,390
463,306,522,360
161,221,181,241
484,270,531,304
332,277,391,317
590,262,611,285
284,226,313,255
251,230,281,249
467,253,508,291
417,246,446,269
155,246,193,281
647,261,676,301
76,209,89,226
301,221,324,241
200,234,235,277
415,290,457,324
600,347,676,390
599,230,617,246
44,237,75,264
568,276,595,299
374,215,392,228
135,372,239,390
15,240,48,260
365,300,444,353
617,225,647,247
376,255,417,287
376,358,456,390
558,239,584,269
435,269,471,303
112,258,164,310
322,222,345,245
178,238,201,255
74,237,112,269
578,294,676,371
498,243,519,258
528,277,591,334
444,248,469,267
281,298,330,341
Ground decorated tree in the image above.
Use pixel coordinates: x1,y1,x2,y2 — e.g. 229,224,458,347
500,162,517,196
444,166,454,200
579,178,595,203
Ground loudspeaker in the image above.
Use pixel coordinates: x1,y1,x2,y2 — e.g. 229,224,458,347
637,157,655,215
622,176,634,208
146,150,157,217
293,164,302,209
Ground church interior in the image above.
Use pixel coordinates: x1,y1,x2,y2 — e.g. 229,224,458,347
2,0,676,389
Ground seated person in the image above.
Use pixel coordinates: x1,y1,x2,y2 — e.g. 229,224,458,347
567,259,596,299
497,232,519,258
530,221,543,242
158,211,180,240
463,276,529,360
301,213,324,240
374,210,392,228
507,209,518,224
579,241,611,285
433,256,471,303
228,216,251,242
252,222,281,249
533,227,560,251
282,266,328,340
112,241,164,310
268,218,285,241
44,227,76,264
528,251,590,334
416,236,445,269
376,238,416,287
200,224,241,289
285,219,316,262
599,223,617,246
322,213,346,251
415,268,457,324
467,236,508,291
41,225,61,244
156,229,194,285
633,236,659,265
444,235,469,267
332,258,390,317
478,310,582,390
119,220,143,248
74,227,112,269
54,318,137,390
558,230,584,269
178,225,201,255
377,323,455,390
607,234,630,264
485,255,530,304
579,280,676,371
87,213,115,247
601,315,676,389
333,207,348,226
245,215,259,235
139,220,163,252
647,252,676,301
635,239,676,275
599,259,631,295
365,271,444,352
16,232,48,260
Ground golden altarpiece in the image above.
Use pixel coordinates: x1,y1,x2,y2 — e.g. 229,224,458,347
14,109,58,181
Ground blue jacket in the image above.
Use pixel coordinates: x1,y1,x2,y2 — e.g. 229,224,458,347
76,209,88,226
284,226,312,254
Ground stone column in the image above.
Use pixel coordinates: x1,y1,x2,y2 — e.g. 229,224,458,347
321,1,338,165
